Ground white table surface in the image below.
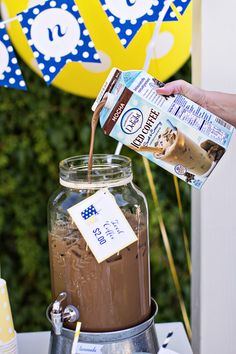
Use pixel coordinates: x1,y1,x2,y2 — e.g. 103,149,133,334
17,323,193,354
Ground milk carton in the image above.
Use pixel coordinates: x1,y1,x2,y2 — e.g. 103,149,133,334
92,68,234,188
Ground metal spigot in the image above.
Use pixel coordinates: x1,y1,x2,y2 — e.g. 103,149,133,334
47,292,80,335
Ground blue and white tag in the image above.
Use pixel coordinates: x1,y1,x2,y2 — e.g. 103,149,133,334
18,0,100,85
0,23,27,90
68,188,138,263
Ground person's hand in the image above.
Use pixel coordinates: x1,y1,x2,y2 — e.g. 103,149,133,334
157,80,207,108
157,79,236,127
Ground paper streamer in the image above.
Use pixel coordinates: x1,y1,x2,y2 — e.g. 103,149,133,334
0,24,27,90
17,0,100,85
0,278,17,353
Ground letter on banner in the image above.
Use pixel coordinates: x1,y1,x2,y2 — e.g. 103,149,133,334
0,23,27,90
18,0,100,85
99,0,191,48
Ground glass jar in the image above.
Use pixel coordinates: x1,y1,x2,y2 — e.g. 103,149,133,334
48,155,151,332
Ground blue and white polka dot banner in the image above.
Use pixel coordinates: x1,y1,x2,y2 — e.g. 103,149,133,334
0,24,27,91
172,0,192,16
99,0,191,48
17,0,100,85
0,0,192,91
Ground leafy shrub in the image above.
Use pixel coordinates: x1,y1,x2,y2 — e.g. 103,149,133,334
0,59,191,331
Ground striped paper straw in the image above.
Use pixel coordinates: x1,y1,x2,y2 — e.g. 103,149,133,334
71,321,82,354
161,331,174,349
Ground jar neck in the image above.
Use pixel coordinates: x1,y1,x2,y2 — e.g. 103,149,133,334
59,155,133,190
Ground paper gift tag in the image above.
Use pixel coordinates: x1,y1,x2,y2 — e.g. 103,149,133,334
68,188,138,263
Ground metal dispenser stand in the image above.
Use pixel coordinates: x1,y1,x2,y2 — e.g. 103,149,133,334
47,293,159,354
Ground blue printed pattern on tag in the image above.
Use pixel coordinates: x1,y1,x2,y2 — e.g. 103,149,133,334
18,0,100,85
0,24,27,90
81,205,98,220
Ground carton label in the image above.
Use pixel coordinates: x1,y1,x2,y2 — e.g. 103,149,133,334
68,189,138,263
95,68,234,189
103,88,133,134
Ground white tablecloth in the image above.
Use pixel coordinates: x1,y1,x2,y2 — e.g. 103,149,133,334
17,322,193,354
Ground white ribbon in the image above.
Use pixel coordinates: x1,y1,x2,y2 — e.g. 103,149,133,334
0,16,18,26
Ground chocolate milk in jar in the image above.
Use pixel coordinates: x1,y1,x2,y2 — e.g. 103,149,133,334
48,155,151,332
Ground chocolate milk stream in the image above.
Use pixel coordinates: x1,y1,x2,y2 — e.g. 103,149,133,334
88,97,107,179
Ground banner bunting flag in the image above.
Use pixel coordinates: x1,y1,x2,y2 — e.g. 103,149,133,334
172,0,192,16
99,0,174,48
17,0,101,85
99,0,191,48
0,0,192,91
162,0,192,21
0,23,27,91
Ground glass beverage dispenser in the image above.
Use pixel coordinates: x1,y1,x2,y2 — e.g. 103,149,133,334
48,154,151,332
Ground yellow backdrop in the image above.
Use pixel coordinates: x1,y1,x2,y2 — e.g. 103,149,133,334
1,0,192,98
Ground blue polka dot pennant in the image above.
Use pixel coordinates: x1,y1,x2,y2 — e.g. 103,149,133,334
0,24,27,91
99,0,192,48
81,205,98,220
172,0,192,16
17,0,100,85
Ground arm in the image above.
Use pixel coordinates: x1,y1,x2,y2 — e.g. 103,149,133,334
157,80,236,128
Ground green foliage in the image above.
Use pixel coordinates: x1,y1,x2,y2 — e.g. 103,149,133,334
0,59,191,331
